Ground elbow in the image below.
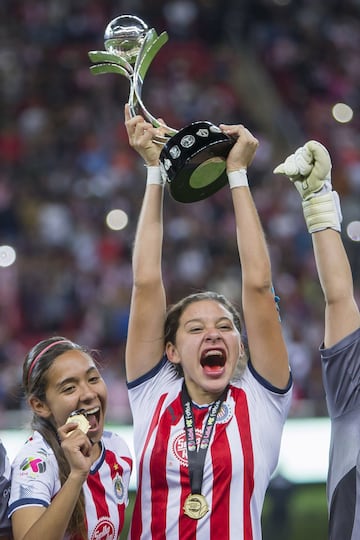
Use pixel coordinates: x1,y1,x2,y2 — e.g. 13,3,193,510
132,271,162,291
243,268,273,294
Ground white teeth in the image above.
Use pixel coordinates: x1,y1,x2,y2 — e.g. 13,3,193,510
84,407,99,416
205,350,222,357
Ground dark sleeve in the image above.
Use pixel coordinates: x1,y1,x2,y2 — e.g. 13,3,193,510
0,441,11,535
321,328,360,418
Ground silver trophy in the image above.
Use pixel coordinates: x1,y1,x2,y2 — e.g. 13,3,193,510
89,15,235,203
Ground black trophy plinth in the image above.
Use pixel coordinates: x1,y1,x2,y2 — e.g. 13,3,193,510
160,121,234,203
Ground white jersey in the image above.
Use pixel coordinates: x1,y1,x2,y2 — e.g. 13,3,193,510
128,358,292,540
9,430,133,540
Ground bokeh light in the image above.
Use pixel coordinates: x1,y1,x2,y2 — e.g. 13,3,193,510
332,103,353,124
0,245,16,267
106,209,129,231
347,221,360,242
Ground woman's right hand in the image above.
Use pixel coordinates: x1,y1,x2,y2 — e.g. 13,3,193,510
58,423,93,479
124,103,166,166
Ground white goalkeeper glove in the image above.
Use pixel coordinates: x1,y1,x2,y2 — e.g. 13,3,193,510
273,140,342,233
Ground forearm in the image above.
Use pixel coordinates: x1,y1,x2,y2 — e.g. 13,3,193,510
231,186,272,289
15,473,85,540
312,229,360,346
132,182,164,288
312,229,354,304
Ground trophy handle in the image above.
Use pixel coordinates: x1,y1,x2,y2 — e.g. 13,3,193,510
89,31,176,143
88,50,133,80
88,50,133,74
130,30,177,141
89,63,131,79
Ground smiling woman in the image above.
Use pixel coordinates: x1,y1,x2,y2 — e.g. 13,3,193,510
8,336,133,540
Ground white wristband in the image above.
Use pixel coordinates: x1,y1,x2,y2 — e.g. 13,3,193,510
228,168,248,189
146,166,164,185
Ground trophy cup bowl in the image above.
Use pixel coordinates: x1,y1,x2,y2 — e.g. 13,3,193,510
103,15,149,64
89,15,235,203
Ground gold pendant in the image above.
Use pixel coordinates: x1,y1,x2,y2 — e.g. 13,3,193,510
183,493,209,520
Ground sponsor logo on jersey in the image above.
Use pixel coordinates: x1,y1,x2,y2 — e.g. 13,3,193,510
19,456,46,474
90,516,116,540
171,428,203,466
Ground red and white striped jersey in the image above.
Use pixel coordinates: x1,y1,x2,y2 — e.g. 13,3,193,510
128,358,292,540
9,430,133,540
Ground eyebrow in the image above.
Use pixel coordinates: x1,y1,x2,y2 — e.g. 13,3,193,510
184,316,232,326
55,366,98,389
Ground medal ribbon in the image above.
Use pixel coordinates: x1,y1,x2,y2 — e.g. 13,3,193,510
181,382,228,495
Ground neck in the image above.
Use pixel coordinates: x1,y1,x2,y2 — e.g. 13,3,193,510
183,380,228,405
90,440,102,462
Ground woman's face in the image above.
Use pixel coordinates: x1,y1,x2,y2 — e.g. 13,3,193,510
40,350,107,443
166,299,243,404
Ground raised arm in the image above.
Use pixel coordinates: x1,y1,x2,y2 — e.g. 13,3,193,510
220,124,290,388
124,104,167,382
274,140,360,347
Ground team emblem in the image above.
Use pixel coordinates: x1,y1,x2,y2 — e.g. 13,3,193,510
163,158,172,171
180,135,195,148
196,128,209,138
113,473,125,503
169,145,181,159
209,125,222,133
216,401,233,424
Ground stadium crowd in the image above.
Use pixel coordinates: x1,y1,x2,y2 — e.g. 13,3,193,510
0,0,359,426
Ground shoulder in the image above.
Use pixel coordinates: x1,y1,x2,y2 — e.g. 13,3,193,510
230,365,292,420
127,355,173,391
0,439,10,470
102,430,132,456
321,327,360,359
11,432,54,468
128,357,181,410
233,362,292,396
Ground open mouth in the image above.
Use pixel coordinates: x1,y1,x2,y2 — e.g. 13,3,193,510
200,349,226,374
72,407,101,431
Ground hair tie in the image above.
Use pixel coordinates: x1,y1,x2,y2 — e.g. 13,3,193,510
27,340,69,383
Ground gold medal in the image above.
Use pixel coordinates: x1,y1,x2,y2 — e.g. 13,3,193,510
183,493,209,520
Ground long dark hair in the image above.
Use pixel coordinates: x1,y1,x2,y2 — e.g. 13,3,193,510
23,336,89,539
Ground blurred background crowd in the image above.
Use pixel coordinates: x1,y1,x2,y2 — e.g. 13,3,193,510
0,0,359,427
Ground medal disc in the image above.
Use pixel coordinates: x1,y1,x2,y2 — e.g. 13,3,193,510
183,493,209,520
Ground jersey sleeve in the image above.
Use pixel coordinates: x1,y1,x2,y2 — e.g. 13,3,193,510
321,328,360,418
127,357,179,415
8,436,60,517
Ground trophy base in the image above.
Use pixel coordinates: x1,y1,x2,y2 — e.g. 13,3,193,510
160,121,235,203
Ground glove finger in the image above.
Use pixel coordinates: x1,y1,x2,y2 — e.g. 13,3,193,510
281,154,301,176
305,140,330,157
304,140,332,178
301,144,313,163
294,148,313,176
273,163,285,174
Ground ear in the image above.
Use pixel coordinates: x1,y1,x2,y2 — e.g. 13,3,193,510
28,396,52,418
165,342,181,365
239,341,245,358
